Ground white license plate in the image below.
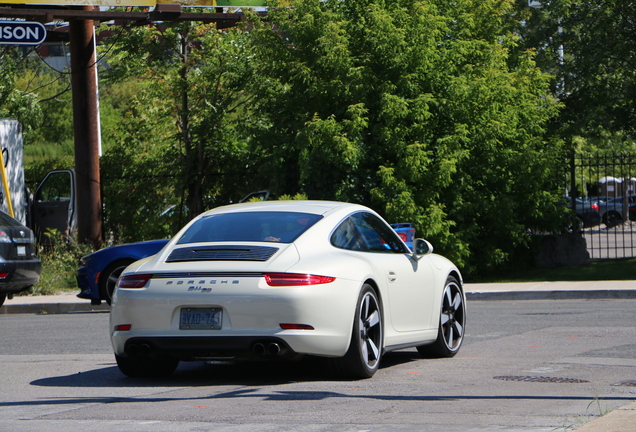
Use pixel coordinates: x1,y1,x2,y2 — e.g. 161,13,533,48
180,308,222,330
17,245,26,256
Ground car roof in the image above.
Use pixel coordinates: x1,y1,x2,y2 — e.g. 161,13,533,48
201,200,366,217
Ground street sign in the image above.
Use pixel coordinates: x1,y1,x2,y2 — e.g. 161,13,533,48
0,21,47,45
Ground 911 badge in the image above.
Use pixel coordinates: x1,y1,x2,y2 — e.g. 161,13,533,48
188,286,212,292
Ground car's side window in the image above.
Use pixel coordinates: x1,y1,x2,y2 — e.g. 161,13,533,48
331,212,408,253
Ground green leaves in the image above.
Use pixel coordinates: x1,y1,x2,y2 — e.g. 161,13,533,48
249,0,562,272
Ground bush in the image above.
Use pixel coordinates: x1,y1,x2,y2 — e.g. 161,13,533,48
28,230,94,296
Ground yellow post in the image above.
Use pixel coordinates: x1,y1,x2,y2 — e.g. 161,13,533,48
0,148,15,218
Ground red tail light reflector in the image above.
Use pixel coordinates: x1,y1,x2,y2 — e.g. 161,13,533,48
264,273,335,286
117,274,152,288
115,324,132,331
280,323,315,330
0,272,8,279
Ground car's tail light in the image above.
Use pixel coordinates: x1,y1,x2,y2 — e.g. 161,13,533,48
592,203,599,211
0,231,11,243
0,272,8,279
117,274,152,288
264,273,335,286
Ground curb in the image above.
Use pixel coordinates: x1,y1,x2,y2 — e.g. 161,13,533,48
0,300,109,315
571,400,636,432
466,289,636,301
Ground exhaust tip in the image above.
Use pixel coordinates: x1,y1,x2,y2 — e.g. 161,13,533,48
253,343,265,355
268,343,281,355
140,344,152,356
126,344,139,357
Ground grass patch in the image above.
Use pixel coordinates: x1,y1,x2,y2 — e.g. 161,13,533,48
470,258,636,283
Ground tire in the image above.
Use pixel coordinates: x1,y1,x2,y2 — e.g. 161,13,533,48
115,354,179,378
0,293,5,308
99,259,134,305
417,276,465,358
335,284,383,379
603,211,622,227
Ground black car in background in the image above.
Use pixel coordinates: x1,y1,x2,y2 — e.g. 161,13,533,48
564,196,601,229
0,211,41,308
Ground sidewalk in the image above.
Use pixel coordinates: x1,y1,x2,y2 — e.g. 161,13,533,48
1,280,635,432
3,280,636,314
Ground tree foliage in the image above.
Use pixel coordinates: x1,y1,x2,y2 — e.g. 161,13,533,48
0,47,43,136
97,19,261,242
246,0,563,271
521,0,636,143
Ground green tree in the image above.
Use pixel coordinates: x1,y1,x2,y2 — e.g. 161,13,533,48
522,0,636,143
248,0,563,272
98,18,261,241
0,47,43,135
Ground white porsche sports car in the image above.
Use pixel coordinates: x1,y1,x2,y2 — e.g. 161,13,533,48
110,201,465,379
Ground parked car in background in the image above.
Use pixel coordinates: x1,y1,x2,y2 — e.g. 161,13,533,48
390,223,415,250
110,201,465,379
77,239,169,305
597,194,636,227
0,210,41,308
564,196,601,229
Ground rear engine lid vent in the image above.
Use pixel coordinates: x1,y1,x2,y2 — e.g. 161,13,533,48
166,245,279,263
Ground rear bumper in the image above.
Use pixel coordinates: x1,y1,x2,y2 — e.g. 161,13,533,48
0,260,42,294
120,336,296,361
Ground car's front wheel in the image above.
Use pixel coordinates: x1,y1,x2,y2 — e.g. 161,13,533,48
115,354,179,378
335,284,383,379
417,276,465,358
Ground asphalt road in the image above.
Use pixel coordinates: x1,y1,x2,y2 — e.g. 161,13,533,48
1,299,635,432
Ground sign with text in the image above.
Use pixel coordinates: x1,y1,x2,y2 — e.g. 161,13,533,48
0,0,157,5
0,0,267,6
0,21,46,45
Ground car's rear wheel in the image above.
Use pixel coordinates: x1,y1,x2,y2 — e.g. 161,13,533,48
335,284,383,379
603,210,622,227
417,276,465,358
0,293,5,307
115,354,179,378
100,259,134,305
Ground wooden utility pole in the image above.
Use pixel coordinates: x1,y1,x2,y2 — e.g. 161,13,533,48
69,8,102,246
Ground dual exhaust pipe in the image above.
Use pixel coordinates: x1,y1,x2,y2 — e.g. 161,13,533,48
253,342,284,356
125,341,286,358
126,343,152,357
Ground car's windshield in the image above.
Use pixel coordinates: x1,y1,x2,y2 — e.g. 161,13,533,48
176,211,323,244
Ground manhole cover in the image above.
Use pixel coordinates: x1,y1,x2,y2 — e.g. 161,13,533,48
494,375,590,383
612,380,636,387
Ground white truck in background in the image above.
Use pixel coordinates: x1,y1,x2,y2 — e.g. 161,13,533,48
0,118,77,243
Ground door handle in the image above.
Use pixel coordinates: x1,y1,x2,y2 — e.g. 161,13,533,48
388,271,397,282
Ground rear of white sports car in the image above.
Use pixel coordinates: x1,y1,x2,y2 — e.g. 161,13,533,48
109,200,465,379
110,202,374,377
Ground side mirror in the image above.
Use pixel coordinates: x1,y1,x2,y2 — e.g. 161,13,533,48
412,238,433,260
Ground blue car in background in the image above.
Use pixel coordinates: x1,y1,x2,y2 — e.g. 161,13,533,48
77,239,168,305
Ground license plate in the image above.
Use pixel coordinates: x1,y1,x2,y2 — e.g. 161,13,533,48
180,308,222,330
17,245,26,256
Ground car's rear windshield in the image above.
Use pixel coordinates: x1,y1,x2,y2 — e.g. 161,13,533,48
176,211,323,244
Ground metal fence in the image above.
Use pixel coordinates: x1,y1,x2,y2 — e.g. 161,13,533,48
573,153,636,259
